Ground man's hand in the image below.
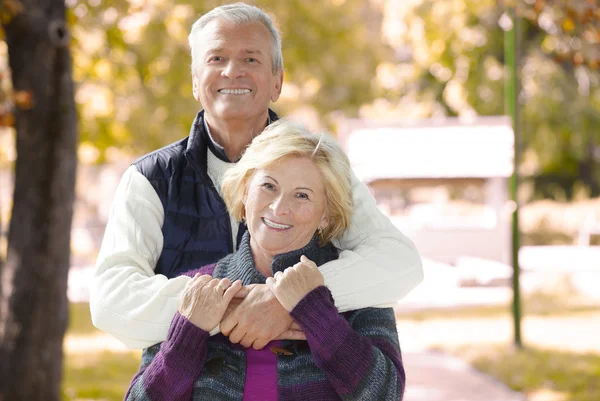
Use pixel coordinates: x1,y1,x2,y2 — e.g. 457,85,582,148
178,274,242,332
266,255,324,312
220,284,304,349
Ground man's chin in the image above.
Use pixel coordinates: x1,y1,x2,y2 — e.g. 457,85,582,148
210,108,267,122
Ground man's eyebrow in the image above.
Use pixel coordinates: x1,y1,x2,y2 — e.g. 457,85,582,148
243,49,264,55
206,46,222,52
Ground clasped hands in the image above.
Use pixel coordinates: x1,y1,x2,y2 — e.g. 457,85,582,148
178,256,324,350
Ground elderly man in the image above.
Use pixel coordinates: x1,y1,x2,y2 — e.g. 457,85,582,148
90,2,423,350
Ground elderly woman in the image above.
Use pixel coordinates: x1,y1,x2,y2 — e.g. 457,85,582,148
125,120,405,401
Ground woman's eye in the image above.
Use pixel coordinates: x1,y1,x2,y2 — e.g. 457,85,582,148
262,183,275,190
296,192,309,200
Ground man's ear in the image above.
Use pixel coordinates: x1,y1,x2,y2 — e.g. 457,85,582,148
270,70,284,103
192,74,200,101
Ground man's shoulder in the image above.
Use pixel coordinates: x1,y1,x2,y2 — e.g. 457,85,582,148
132,137,189,180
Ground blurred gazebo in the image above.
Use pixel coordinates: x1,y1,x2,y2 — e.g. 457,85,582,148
339,116,515,266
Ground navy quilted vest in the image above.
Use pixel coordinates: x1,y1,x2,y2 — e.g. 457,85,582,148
133,109,279,278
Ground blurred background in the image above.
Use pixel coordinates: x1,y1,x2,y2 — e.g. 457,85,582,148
0,0,599,400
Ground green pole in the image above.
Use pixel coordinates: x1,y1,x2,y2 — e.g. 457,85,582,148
504,3,523,348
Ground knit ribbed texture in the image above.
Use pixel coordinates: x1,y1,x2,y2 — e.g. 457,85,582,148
125,313,210,401
291,286,405,399
125,233,405,400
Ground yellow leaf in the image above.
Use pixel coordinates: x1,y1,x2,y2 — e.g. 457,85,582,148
562,18,576,32
0,112,15,127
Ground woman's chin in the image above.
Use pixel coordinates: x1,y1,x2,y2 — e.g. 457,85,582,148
254,236,309,255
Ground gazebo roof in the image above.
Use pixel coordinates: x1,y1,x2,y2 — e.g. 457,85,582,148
343,117,514,182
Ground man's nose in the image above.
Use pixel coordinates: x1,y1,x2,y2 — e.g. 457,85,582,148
221,60,246,78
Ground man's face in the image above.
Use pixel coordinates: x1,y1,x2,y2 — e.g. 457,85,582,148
192,20,283,123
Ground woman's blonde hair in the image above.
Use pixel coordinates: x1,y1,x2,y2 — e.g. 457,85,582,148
221,119,353,245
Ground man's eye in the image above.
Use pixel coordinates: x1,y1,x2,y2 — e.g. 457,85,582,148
210,56,223,62
247,58,257,63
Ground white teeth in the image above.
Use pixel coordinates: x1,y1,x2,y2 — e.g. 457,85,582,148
218,89,251,95
263,218,292,229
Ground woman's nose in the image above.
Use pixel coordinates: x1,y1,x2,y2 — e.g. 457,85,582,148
269,196,290,215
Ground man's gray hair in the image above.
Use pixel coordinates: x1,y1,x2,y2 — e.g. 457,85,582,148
188,2,284,74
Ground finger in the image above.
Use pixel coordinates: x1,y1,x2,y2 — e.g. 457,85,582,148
217,278,232,291
233,285,252,299
228,326,245,344
274,271,283,280
240,333,254,348
274,329,307,341
223,280,242,303
220,312,238,336
252,337,268,350
289,321,302,331
265,277,276,291
222,299,241,320
300,255,317,268
205,278,220,289
188,275,212,293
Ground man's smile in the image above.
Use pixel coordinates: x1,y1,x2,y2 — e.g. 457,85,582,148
218,88,252,95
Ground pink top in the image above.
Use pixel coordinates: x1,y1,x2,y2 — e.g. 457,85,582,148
242,340,281,400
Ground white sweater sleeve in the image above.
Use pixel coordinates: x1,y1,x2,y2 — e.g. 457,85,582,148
321,171,424,312
90,165,190,349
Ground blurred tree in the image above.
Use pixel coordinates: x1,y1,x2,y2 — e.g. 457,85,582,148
386,0,600,199
0,0,78,400
67,0,391,160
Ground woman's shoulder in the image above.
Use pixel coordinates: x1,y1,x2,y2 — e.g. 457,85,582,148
342,307,397,330
178,263,218,278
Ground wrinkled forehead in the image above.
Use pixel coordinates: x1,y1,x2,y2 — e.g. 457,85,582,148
198,19,272,52
252,156,325,186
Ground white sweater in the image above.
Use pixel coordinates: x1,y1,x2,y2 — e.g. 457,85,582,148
90,154,423,349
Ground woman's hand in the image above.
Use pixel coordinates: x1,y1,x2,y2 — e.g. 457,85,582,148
178,274,242,332
266,255,324,312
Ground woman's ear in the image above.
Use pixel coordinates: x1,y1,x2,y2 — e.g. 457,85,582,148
319,212,330,231
242,187,248,205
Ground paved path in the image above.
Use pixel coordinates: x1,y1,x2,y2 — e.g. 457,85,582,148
403,351,526,401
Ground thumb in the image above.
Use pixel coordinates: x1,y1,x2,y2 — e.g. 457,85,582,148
300,255,315,266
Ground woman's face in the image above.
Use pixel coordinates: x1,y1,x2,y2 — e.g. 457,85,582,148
244,156,329,258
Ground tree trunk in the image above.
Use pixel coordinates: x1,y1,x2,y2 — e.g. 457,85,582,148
0,0,78,399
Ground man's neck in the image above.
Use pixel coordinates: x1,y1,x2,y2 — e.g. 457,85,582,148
205,113,269,161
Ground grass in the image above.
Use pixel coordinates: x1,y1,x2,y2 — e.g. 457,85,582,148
457,346,600,401
63,302,141,401
68,302,101,336
63,351,141,401
396,289,599,321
